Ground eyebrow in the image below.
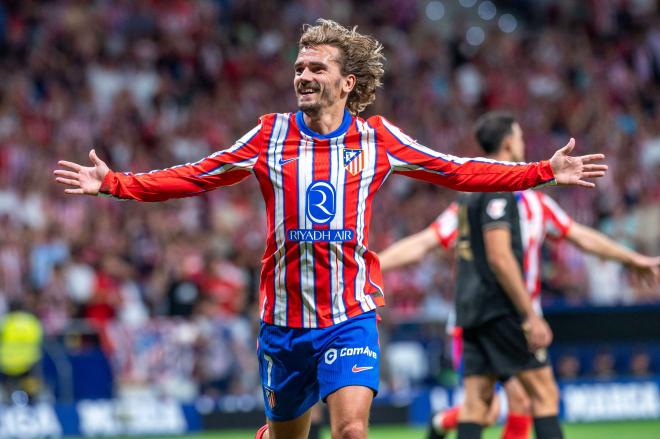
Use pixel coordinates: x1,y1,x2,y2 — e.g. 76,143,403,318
294,60,329,69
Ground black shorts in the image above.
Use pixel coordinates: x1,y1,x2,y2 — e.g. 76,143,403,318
462,314,549,380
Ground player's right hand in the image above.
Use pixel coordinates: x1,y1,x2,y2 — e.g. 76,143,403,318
522,314,553,351
54,149,110,196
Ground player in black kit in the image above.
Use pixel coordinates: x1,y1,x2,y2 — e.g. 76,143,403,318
454,189,562,439
453,113,566,439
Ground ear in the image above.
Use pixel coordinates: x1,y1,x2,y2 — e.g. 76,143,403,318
343,74,357,93
500,133,513,155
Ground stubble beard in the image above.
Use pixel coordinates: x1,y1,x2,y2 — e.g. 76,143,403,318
298,99,322,116
297,80,341,116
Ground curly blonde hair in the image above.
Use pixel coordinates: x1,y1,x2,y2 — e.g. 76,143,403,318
299,19,385,115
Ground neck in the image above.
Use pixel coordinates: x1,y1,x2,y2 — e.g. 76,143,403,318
302,103,347,135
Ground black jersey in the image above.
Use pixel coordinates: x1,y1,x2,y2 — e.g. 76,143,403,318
455,192,524,328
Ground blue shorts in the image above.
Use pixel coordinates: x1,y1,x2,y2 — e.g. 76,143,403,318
257,311,380,421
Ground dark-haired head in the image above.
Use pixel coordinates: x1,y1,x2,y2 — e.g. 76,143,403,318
473,112,525,162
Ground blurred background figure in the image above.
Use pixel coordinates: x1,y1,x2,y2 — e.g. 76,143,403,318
0,300,44,403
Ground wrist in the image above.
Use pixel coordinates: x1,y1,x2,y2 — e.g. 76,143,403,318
522,311,539,321
532,160,557,188
98,170,115,196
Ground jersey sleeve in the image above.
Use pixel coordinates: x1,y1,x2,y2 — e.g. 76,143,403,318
377,117,556,192
429,202,459,249
99,122,263,201
479,193,516,231
539,192,573,240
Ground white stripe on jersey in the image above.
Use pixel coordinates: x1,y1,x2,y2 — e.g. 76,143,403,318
298,133,317,328
269,114,289,326
354,120,377,311
330,135,349,324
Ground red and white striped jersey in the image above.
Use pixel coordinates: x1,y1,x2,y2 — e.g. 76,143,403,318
430,190,572,305
101,110,556,328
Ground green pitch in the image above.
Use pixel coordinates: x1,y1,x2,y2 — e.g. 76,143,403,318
116,420,660,438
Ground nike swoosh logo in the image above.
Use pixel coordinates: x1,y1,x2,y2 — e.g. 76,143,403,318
352,365,374,373
279,157,300,165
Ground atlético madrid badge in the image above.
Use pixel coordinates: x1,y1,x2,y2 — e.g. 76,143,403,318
264,387,276,409
344,148,364,176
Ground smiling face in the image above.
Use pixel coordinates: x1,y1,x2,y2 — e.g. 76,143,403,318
294,45,355,115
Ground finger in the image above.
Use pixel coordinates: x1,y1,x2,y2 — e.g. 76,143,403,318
581,171,606,179
576,180,596,188
89,149,103,166
64,188,85,195
53,170,80,179
578,154,605,163
56,177,81,186
559,138,575,154
583,164,608,171
58,160,82,172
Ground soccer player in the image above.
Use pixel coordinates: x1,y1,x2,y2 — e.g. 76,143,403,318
54,21,608,439
379,112,660,439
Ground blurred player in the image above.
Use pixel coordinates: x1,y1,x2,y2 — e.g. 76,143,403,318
54,20,607,439
379,112,660,439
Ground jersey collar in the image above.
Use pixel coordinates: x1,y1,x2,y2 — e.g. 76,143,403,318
295,109,352,139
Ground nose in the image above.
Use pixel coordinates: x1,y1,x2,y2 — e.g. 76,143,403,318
298,67,314,83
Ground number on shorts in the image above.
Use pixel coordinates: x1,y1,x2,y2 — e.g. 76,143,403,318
263,354,273,386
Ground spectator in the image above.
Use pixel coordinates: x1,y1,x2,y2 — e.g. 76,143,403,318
556,354,581,380
629,350,652,378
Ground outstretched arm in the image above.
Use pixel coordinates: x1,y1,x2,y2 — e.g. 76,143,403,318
379,117,607,192
566,222,660,286
54,124,262,201
379,227,439,272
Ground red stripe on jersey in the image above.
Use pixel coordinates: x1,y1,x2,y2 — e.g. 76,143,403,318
281,115,304,327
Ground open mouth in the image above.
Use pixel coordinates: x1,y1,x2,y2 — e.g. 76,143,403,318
299,87,319,96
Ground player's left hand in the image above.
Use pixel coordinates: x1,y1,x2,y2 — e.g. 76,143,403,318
522,314,553,351
549,138,608,188
628,255,660,287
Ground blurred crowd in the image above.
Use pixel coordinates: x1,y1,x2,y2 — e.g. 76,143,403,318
0,0,659,400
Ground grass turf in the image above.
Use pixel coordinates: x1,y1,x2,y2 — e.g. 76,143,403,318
113,420,660,438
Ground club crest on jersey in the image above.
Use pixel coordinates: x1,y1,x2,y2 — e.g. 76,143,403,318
343,148,364,176
486,198,508,220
